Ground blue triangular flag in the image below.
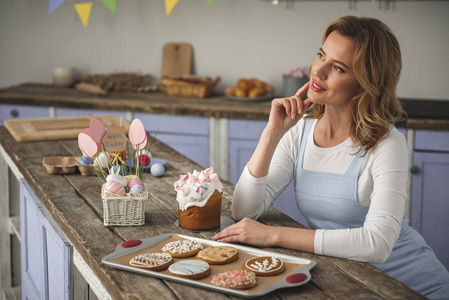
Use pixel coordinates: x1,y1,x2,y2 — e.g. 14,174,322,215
48,0,65,15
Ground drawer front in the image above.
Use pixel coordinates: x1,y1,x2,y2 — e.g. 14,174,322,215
0,104,49,124
54,107,128,119
414,130,449,152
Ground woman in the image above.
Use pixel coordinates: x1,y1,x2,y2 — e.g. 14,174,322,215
213,16,449,299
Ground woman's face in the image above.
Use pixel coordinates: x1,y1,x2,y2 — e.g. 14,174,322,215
308,30,360,108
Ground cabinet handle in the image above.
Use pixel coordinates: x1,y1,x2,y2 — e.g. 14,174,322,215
410,166,420,174
10,109,19,118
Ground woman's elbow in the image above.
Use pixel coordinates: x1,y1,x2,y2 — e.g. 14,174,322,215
365,240,393,264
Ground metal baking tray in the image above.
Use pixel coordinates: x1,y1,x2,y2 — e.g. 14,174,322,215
102,233,316,298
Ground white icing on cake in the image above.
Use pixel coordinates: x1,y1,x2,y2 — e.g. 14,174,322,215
174,167,223,211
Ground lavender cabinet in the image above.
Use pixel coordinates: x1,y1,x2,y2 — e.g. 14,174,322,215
228,119,308,226
20,179,72,300
411,129,449,271
135,113,210,168
0,104,49,125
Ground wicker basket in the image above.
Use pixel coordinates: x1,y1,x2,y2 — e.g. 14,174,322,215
161,76,220,98
101,184,149,226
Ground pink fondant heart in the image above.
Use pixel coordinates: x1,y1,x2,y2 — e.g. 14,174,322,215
78,133,98,157
89,118,106,143
129,119,146,145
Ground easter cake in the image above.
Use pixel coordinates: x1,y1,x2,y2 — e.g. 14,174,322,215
174,167,223,230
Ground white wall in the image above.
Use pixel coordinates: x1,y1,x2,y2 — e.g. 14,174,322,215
1,0,448,100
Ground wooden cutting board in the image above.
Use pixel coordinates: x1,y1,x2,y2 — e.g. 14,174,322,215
4,115,130,142
160,43,192,78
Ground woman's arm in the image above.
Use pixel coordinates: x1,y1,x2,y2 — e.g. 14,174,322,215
231,83,311,220
213,218,316,253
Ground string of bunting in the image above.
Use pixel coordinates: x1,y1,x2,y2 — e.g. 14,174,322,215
48,0,214,27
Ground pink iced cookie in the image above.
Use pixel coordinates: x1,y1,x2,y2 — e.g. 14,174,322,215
210,270,258,290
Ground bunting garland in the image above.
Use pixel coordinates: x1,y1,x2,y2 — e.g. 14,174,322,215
74,3,93,27
48,0,213,26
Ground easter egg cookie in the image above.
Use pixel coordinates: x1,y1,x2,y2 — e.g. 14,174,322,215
129,253,173,271
162,239,203,258
196,246,238,265
166,259,211,280
210,270,258,290
243,256,286,276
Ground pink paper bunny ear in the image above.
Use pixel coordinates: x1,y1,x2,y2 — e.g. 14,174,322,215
129,119,146,145
83,128,90,135
132,133,147,150
89,118,106,143
78,133,99,157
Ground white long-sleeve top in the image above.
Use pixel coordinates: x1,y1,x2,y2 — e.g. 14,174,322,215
232,118,409,264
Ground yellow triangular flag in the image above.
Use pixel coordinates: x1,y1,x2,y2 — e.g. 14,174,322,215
165,0,179,16
74,3,93,27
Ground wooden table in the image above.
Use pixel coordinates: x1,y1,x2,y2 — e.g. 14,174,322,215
0,127,425,299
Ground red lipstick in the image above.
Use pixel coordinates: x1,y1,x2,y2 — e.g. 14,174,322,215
310,79,326,92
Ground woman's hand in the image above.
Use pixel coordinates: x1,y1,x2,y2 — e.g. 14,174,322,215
267,81,311,133
212,218,278,248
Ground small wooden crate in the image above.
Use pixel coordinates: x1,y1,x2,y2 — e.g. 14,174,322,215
101,184,149,226
161,76,220,98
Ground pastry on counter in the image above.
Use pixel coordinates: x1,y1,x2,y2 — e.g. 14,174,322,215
162,239,204,258
174,167,223,230
166,259,211,280
210,270,258,290
226,77,274,98
196,246,239,265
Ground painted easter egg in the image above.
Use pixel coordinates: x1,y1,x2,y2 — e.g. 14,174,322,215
94,152,110,168
127,178,145,191
106,174,127,187
79,155,93,165
150,163,165,177
109,165,125,176
129,184,143,195
138,154,151,166
105,180,125,196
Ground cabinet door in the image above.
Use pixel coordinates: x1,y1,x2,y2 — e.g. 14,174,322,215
228,120,308,226
411,152,449,270
135,113,210,168
20,179,72,300
0,104,49,125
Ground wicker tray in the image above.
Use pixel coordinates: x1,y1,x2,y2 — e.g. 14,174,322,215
161,76,220,98
101,184,149,226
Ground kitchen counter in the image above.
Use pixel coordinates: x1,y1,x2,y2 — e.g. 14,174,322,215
0,126,425,299
1,83,449,130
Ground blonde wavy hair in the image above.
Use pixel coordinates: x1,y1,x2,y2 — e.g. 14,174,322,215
306,16,405,153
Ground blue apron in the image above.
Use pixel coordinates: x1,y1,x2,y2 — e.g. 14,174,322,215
294,119,449,299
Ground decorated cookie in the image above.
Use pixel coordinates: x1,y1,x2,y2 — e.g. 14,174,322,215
166,259,211,280
161,239,204,258
196,246,238,265
242,256,286,276
210,270,258,290
129,253,174,271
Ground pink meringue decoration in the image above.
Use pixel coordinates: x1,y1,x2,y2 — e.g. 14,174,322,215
127,178,145,192
105,180,125,196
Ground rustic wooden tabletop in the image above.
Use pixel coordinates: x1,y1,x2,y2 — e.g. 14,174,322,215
0,126,425,299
